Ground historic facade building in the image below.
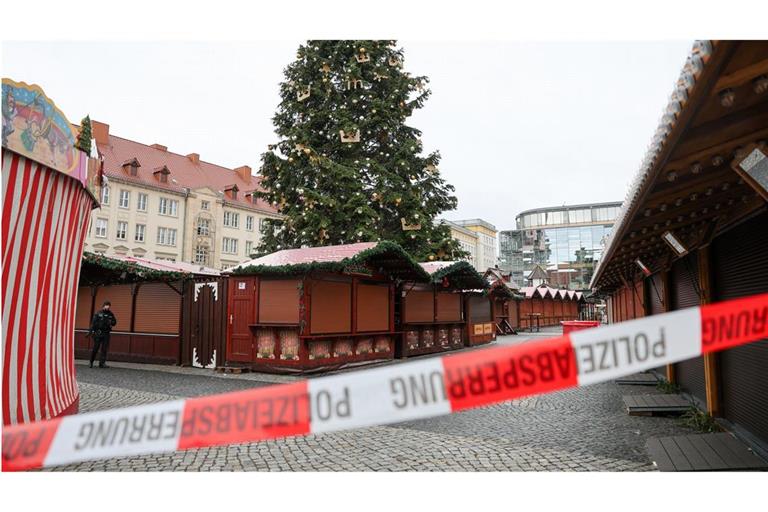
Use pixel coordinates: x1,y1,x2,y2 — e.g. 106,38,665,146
85,121,281,269
445,218,498,271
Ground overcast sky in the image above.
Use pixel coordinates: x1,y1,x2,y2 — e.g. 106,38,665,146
2,40,692,231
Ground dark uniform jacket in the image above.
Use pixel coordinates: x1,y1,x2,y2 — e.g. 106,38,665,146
90,309,117,337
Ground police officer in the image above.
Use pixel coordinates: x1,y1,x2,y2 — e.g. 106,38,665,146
89,301,117,368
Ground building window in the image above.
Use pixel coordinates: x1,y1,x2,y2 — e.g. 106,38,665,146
116,221,128,240
223,211,239,228
246,215,254,231
201,200,210,210
197,217,210,236
245,241,253,258
157,227,177,246
95,218,108,238
119,190,130,209
194,245,209,265
158,197,179,216
137,193,148,212
101,186,110,205
135,224,146,242
222,237,238,254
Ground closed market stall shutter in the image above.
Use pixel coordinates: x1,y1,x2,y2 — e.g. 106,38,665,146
356,282,389,332
310,279,352,334
95,284,133,333
647,273,665,315
134,282,182,334
508,300,519,327
544,298,554,324
469,295,492,322
75,286,94,329
712,210,768,446
404,290,434,323
436,292,462,322
671,254,706,407
259,279,301,324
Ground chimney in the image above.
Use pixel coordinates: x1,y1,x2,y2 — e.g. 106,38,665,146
151,144,167,151
186,153,200,164
234,165,252,183
92,120,110,145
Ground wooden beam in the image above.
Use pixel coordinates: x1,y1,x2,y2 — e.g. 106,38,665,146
698,246,719,416
715,58,768,91
661,270,676,384
665,126,768,171
670,99,768,161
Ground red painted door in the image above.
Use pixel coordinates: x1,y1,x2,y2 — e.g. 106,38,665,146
227,277,256,362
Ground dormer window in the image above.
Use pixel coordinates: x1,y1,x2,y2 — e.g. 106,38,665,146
153,165,171,184
122,158,140,177
224,184,239,200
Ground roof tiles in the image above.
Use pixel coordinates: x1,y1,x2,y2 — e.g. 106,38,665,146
96,130,279,215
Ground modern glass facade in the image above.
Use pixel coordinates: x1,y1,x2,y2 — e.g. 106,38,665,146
499,202,621,290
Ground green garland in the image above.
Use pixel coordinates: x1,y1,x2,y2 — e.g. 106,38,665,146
428,260,488,291
81,251,187,284
231,240,430,281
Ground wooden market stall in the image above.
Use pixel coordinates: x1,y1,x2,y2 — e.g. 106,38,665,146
484,267,524,334
225,241,429,373
2,79,100,425
590,41,768,451
519,285,583,330
74,253,223,367
397,261,488,357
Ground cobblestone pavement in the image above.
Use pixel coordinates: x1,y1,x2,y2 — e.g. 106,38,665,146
45,336,698,472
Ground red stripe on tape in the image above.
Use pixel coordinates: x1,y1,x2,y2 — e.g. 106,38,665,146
700,293,768,354
2,417,62,472
177,381,310,451
442,335,578,412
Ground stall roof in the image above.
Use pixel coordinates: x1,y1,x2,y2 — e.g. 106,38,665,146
229,241,429,281
591,40,768,291
520,285,584,301
420,261,489,291
483,267,523,299
80,252,219,286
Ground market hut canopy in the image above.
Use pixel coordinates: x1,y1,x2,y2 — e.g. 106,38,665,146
483,267,524,300
419,261,489,291
229,241,429,281
591,40,768,292
80,252,220,286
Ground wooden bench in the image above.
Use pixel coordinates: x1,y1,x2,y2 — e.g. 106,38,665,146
646,433,768,471
623,394,690,415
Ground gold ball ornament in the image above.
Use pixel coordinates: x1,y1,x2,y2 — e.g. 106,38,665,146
428,254,435,261
288,157,294,162
359,47,366,52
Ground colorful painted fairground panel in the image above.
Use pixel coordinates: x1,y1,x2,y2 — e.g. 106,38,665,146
2,78,97,198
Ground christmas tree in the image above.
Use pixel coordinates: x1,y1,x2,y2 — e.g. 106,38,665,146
76,115,92,155
255,40,466,261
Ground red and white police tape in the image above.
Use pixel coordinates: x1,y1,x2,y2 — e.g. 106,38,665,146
3,293,767,471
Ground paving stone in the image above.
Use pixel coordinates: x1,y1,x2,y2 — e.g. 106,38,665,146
41,361,697,472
